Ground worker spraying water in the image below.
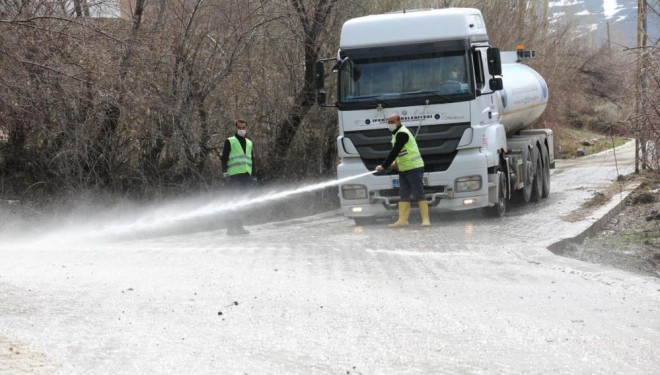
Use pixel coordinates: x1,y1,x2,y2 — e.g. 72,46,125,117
374,112,430,228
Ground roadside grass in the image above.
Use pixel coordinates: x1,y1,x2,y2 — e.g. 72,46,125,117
554,127,629,158
619,232,656,245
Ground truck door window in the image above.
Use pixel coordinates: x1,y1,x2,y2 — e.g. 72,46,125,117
339,59,355,100
472,50,485,91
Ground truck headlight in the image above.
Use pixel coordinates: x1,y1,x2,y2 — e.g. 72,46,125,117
341,184,368,199
455,176,482,193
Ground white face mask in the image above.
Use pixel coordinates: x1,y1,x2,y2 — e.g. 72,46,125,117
387,124,397,132
237,129,247,137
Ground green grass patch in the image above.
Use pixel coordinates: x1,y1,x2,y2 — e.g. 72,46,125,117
554,127,629,158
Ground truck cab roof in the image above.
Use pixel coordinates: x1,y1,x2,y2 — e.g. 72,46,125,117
339,8,488,50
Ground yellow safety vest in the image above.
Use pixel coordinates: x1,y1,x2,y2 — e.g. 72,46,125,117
392,126,424,172
227,137,253,176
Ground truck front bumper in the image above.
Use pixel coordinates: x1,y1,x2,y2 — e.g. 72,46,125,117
338,149,491,219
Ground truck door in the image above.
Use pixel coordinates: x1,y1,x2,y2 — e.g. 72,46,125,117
472,47,497,126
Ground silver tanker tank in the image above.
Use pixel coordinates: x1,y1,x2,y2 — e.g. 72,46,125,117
496,55,549,136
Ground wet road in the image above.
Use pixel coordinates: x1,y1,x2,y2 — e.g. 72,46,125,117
1,141,659,374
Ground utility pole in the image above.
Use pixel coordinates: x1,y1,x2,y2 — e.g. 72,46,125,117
635,0,648,172
541,0,549,37
606,21,611,50
517,0,526,42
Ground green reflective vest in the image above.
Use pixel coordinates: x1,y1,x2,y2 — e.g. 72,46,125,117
227,136,253,176
392,126,424,172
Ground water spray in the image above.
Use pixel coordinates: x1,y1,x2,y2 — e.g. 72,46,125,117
6,171,376,247
115,170,376,231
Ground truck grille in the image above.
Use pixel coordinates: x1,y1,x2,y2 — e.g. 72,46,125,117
344,122,470,173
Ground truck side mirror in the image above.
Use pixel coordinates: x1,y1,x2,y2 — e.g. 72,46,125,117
489,77,503,91
487,48,502,76
314,61,325,90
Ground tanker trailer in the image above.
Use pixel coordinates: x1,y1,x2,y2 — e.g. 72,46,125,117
315,8,553,224
489,49,553,215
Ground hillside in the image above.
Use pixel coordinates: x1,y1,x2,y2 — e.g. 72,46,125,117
549,0,658,48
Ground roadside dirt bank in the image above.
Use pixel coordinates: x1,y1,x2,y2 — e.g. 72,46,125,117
553,171,660,278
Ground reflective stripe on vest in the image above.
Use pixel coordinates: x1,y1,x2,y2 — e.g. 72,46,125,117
227,137,253,176
391,126,424,172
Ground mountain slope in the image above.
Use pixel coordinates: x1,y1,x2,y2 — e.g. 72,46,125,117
549,0,658,48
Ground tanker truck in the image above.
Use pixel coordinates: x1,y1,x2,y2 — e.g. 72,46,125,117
315,8,553,224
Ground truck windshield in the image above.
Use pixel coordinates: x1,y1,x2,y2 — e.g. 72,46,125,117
338,51,472,105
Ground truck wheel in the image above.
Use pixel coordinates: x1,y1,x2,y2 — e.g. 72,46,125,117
531,146,543,202
521,147,533,203
541,147,551,198
485,170,507,217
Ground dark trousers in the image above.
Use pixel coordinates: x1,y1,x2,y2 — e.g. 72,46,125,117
398,167,425,202
228,173,252,229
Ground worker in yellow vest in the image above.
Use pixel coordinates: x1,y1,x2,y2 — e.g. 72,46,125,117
375,113,430,228
221,119,256,235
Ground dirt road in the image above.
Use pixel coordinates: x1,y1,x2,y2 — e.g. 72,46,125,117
1,141,658,374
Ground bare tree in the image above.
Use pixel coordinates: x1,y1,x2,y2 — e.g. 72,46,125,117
266,0,340,172
137,0,262,187
1,0,652,204
0,0,265,198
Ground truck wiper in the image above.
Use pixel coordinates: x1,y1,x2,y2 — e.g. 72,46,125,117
349,93,398,101
343,94,401,107
349,94,384,101
399,90,454,103
429,92,455,103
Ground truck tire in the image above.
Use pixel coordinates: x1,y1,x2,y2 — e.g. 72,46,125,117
521,147,533,203
541,146,551,198
531,146,543,202
485,170,507,217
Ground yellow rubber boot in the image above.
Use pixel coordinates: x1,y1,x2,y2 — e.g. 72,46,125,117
418,200,430,227
389,202,410,228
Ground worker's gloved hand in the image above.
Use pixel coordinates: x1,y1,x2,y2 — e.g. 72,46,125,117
375,165,385,173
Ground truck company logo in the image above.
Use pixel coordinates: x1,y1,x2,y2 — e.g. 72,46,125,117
366,114,437,125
